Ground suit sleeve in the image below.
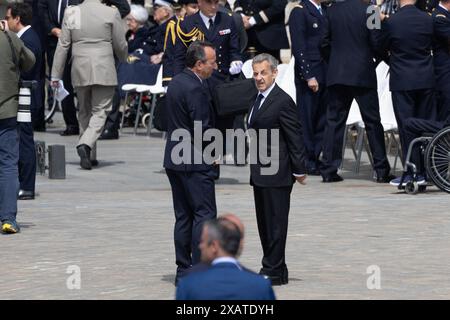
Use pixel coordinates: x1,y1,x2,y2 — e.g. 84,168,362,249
289,7,314,80
279,96,306,175
38,0,58,35
50,10,72,80
21,37,41,80
112,11,128,63
229,15,242,62
188,86,214,133
252,0,287,26
173,20,189,77
162,20,177,86
434,14,450,52
12,33,36,73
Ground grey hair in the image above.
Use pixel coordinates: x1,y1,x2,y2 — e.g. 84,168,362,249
204,218,241,257
252,53,278,71
130,4,149,24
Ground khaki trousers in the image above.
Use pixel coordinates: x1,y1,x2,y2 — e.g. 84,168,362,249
75,85,115,149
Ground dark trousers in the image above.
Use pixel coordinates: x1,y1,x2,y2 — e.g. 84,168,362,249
103,88,121,133
296,78,327,171
166,169,217,276
404,118,445,175
253,184,293,276
391,89,436,162
436,84,450,121
18,122,36,192
320,85,390,177
0,117,19,223
47,40,79,130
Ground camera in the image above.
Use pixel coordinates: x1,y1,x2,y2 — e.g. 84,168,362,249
17,80,37,123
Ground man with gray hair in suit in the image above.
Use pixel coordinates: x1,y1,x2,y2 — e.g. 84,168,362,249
51,0,128,170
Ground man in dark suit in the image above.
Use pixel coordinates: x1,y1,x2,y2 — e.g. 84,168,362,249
234,0,289,60
164,41,218,285
289,0,328,175
172,0,242,166
176,217,275,300
378,0,436,186
248,53,307,286
6,2,41,200
319,0,394,183
38,0,79,136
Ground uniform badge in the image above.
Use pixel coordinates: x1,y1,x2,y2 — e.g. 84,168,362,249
313,23,318,29
219,29,231,35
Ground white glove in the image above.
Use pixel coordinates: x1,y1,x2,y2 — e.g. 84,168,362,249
229,60,243,75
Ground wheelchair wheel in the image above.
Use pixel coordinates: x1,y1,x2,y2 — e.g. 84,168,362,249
424,127,450,193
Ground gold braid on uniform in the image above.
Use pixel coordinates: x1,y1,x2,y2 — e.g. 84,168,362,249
176,19,205,47
164,20,177,51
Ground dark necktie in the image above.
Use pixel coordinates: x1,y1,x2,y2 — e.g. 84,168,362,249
249,94,264,125
208,18,214,30
59,0,68,25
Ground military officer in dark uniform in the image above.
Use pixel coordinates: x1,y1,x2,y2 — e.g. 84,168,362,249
432,0,450,119
234,0,289,60
378,0,436,168
319,0,394,183
289,0,328,175
172,0,242,164
162,0,199,87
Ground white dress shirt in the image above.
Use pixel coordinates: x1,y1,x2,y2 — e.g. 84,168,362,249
17,25,31,39
199,11,216,30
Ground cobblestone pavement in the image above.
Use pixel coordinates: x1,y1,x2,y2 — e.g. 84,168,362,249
1,119,449,300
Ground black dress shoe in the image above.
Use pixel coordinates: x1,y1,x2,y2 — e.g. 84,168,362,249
259,269,289,286
91,160,99,167
376,174,397,183
99,129,119,140
18,190,35,200
322,173,344,183
77,144,92,170
60,127,79,136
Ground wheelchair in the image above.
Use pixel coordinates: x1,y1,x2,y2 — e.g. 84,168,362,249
399,126,450,194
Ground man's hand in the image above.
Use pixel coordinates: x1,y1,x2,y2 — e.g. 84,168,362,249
51,28,62,38
307,78,319,93
50,80,60,88
295,175,307,185
150,53,163,65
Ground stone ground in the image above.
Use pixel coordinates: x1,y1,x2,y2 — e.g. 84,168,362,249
1,113,449,300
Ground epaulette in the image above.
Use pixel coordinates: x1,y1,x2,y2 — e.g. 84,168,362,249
436,14,447,19
164,19,177,50
176,19,205,48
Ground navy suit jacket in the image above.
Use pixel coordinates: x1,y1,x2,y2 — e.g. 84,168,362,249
20,28,43,82
380,4,435,91
289,1,328,84
163,69,216,172
432,5,450,91
248,84,306,187
173,11,241,79
176,262,275,300
322,0,379,89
